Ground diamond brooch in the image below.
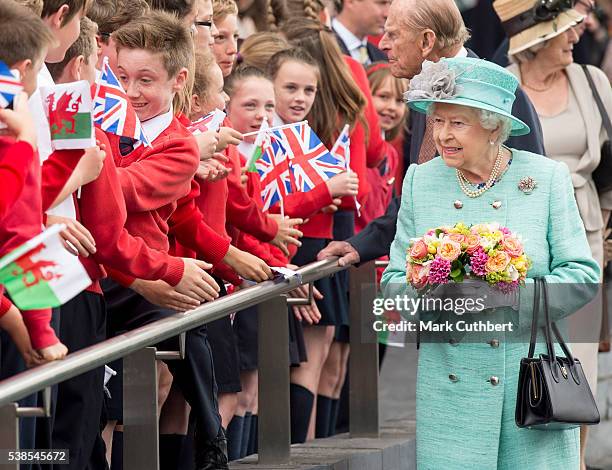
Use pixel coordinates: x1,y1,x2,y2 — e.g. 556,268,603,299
518,177,537,194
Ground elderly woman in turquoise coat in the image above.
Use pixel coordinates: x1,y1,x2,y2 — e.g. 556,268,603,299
381,57,600,469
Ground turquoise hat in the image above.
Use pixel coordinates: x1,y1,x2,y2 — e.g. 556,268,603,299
405,57,530,137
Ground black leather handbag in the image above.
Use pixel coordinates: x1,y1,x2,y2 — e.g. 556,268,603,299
583,65,612,193
515,278,600,429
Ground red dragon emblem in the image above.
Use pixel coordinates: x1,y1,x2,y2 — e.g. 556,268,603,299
46,92,82,137
11,243,61,288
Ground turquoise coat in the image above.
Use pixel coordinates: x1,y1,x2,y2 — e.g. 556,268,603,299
381,150,600,470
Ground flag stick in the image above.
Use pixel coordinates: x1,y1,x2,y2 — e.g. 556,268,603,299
242,120,308,137
280,198,285,218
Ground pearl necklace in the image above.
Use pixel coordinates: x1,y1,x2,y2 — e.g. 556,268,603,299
456,146,503,198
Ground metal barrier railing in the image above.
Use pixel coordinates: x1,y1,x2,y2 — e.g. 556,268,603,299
0,258,380,468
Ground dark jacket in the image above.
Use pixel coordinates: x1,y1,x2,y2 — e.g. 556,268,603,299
350,49,546,262
333,30,388,64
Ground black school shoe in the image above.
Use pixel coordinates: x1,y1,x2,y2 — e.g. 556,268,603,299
195,426,229,470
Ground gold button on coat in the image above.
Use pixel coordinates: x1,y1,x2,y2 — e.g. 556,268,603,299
449,374,458,382
489,339,500,348
488,376,500,386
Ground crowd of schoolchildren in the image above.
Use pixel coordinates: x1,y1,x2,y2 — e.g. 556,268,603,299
0,0,407,468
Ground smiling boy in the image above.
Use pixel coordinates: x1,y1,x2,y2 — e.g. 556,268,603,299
105,11,229,469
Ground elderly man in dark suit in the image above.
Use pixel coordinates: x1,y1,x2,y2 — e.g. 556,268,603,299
319,0,545,265
332,0,391,65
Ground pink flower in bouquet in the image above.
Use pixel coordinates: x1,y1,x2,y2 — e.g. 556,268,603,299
500,237,523,258
410,263,430,289
500,227,511,235
470,247,488,276
428,257,451,284
465,233,481,254
485,251,511,273
409,239,429,260
437,239,462,261
447,233,466,246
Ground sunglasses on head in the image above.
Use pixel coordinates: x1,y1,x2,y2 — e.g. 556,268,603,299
534,0,575,21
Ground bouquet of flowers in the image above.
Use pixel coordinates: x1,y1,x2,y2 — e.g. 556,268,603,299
406,222,531,292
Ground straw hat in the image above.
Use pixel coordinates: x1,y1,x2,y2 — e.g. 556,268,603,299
493,0,585,56
404,58,530,136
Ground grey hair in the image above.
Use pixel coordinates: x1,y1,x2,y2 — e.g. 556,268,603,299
426,104,512,144
479,109,512,144
509,41,548,64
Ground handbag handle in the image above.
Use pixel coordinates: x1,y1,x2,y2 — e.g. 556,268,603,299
541,280,576,363
527,278,541,359
582,65,612,141
527,279,575,365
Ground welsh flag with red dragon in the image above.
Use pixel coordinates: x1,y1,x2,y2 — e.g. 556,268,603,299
0,225,91,310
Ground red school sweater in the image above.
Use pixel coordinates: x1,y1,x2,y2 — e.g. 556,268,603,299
108,117,199,253
41,129,185,287
0,140,35,222
0,137,57,349
107,117,236,287
233,150,288,267
170,115,238,283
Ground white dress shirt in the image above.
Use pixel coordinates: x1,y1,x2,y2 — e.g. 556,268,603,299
332,18,371,65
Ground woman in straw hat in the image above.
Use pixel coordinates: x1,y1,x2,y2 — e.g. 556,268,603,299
382,56,600,468
498,1,612,466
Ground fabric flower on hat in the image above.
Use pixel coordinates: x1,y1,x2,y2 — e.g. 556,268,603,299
404,61,458,102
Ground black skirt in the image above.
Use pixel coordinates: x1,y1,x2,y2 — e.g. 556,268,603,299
233,305,307,371
332,210,354,341
207,279,242,393
292,237,349,327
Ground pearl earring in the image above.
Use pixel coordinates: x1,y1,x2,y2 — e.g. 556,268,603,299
489,139,495,146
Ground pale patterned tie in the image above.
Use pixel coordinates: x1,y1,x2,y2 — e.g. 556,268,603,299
357,45,370,65
417,116,437,164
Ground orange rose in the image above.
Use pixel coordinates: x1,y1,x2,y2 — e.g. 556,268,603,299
500,237,523,258
485,251,511,273
437,239,461,261
409,239,428,260
465,234,481,254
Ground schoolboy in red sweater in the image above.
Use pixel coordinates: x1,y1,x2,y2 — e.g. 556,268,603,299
106,12,229,468
42,17,223,468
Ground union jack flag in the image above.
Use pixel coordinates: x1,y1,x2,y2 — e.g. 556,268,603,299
0,60,22,109
255,134,292,211
92,58,149,145
271,122,344,192
330,124,350,170
188,108,226,135
330,124,361,216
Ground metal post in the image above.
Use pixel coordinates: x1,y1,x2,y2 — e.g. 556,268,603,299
257,295,291,464
0,404,18,470
349,261,380,437
123,347,159,470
